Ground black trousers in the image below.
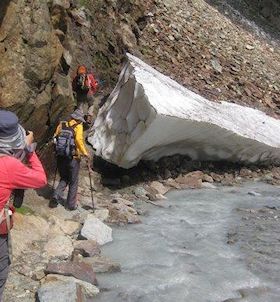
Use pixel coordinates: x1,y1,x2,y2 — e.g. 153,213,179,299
0,235,9,301
53,157,80,209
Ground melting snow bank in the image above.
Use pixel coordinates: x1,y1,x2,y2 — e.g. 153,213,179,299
89,53,280,168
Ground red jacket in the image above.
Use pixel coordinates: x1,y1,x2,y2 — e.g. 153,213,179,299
72,73,98,96
0,153,47,211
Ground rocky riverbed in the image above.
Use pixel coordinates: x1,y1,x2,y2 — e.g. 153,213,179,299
3,155,280,301
94,182,280,302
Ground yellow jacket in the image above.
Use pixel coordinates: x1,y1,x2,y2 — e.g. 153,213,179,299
54,119,88,158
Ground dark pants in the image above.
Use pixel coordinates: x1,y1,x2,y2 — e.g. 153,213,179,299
76,93,94,116
53,156,80,209
0,235,9,301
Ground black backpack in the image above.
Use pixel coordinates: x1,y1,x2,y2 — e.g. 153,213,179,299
55,121,77,158
76,74,90,92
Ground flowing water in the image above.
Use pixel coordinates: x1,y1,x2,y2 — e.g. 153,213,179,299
93,182,280,302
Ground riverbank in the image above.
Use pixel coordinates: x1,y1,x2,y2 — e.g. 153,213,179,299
92,181,280,302
3,155,280,301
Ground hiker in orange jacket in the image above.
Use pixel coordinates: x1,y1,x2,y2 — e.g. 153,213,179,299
72,65,99,124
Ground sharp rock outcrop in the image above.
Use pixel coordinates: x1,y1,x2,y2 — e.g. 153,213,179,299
89,53,280,169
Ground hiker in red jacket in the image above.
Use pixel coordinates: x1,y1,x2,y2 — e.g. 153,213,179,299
72,65,99,124
0,110,47,300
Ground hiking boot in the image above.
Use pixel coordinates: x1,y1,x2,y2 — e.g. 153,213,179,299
49,199,59,208
67,204,79,211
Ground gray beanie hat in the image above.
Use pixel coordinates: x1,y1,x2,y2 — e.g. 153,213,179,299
71,109,86,123
0,110,26,151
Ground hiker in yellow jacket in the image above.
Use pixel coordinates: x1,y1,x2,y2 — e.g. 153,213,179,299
50,109,89,210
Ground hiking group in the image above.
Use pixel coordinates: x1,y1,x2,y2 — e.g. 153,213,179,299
0,65,100,299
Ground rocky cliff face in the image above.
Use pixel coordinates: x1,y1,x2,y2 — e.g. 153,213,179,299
0,0,153,144
0,0,279,147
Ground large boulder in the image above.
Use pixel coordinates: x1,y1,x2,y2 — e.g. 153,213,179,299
89,54,280,168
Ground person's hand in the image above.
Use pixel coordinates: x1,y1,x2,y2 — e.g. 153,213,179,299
25,131,34,146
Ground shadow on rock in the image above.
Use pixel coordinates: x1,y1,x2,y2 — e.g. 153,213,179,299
92,154,267,190
0,0,10,27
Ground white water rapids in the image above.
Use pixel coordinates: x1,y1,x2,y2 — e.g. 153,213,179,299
93,182,280,302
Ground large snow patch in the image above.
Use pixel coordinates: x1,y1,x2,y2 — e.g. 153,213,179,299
88,54,280,168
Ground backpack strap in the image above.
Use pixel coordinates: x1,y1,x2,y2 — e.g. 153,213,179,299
0,195,13,262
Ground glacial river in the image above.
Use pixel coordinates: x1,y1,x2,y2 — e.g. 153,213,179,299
94,182,280,302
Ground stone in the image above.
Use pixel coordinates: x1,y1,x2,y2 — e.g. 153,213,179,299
44,235,73,260
150,181,170,195
37,279,85,302
211,58,223,73
248,191,262,197
107,204,141,224
49,216,81,236
32,269,46,281
202,174,214,183
89,54,280,169
69,8,90,27
111,197,134,207
11,214,49,258
164,178,182,189
52,0,71,9
44,274,99,298
45,262,97,285
133,187,148,198
92,209,110,222
78,255,121,273
73,240,101,257
175,172,203,189
201,182,217,189
80,216,113,245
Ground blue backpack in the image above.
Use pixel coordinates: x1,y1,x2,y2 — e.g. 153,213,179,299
55,121,77,158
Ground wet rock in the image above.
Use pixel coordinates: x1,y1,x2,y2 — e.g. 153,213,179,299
45,262,97,285
221,173,235,186
73,240,101,257
210,172,224,182
248,191,262,196
175,171,203,189
201,182,217,189
202,174,214,183
164,178,181,189
107,203,141,224
80,216,113,245
78,255,121,273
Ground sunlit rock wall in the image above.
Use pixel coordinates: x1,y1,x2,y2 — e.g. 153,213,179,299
89,53,280,169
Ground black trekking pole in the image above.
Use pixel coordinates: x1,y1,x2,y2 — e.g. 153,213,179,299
86,159,95,211
52,163,58,191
